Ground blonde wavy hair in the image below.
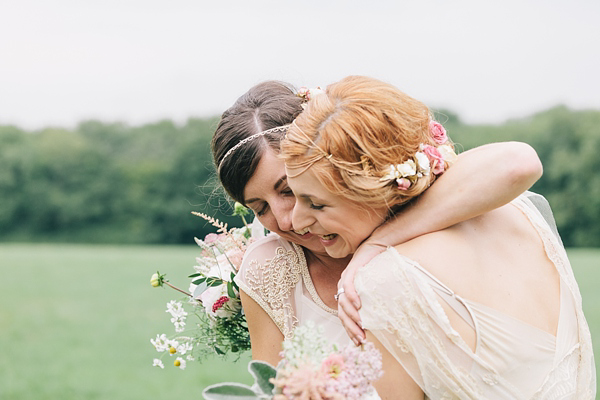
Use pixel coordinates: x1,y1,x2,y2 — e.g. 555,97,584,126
280,75,453,210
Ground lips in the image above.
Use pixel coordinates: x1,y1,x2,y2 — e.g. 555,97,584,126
317,233,338,247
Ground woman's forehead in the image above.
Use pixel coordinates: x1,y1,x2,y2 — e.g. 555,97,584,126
243,149,287,201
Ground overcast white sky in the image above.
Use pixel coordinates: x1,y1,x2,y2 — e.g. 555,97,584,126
1,0,599,129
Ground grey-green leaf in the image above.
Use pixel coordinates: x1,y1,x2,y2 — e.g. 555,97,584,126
202,383,259,400
192,282,209,298
248,360,276,395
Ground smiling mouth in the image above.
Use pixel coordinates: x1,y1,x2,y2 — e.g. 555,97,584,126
319,233,337,240
294,227,310,235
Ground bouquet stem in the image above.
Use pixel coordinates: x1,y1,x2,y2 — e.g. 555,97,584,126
164,281,192,298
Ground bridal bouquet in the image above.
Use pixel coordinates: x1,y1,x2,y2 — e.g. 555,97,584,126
150,203,261,369
203,322,383,400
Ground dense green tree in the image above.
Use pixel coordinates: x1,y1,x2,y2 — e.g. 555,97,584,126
0,106,598,246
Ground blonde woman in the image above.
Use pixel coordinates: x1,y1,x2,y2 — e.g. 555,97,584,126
281,76,595,399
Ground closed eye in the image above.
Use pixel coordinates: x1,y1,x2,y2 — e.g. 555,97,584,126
309,203,325,210
256,206,268,216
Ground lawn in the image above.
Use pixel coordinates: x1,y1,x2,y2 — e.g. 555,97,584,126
0,243,252,400
0,244,598,399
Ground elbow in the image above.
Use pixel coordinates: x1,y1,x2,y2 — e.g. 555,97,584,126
508,142,543,190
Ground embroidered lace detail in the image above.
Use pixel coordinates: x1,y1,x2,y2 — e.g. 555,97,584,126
296,243,338,315
238,242,303,339
532,345,579,399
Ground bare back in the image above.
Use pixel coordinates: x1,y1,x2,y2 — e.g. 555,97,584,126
394,203,561,348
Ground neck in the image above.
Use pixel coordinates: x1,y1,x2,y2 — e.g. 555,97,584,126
305,250,351,274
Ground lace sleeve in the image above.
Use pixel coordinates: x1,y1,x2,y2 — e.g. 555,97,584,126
234,234,303,339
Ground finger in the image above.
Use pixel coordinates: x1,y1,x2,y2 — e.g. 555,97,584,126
338,294,365,342
338,300,365,346
342,267,362,310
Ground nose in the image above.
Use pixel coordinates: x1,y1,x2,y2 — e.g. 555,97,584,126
292,201,313,232
271,198,294,232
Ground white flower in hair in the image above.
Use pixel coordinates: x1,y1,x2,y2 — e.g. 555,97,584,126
415,151,431,177
380,161,416,182
438,145,458,164
397,160,417,177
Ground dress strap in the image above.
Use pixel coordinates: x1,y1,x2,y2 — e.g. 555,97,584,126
410,262,475,330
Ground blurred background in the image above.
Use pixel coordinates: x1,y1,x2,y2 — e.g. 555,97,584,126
0,0,598,399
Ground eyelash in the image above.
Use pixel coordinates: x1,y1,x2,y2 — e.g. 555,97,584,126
310,203,325,210
255,188,295,216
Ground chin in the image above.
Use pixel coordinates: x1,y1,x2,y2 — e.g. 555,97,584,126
325,248,351,259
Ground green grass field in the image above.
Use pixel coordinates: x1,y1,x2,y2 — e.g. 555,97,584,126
0,244,598,399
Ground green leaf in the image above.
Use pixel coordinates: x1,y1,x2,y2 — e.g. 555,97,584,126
202,383,258,400
247,360,276,396
188,272,202,278
207,278,224,287
214,346,225,355
192,277,207,285
227,281,236,298
230,272,239,291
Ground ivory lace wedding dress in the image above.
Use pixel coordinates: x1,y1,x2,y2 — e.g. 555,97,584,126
236,234,380,399
355,192,596,399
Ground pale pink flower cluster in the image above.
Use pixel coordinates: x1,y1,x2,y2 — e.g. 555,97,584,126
272,323,383,400
324,343,383,399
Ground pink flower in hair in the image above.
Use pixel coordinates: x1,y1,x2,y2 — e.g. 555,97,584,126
429,121,448,144
397,177,411,190
422,145,446,175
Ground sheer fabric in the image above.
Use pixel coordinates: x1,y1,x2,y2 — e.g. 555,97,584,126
355,192,596,399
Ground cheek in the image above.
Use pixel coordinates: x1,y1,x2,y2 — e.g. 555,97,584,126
255,214,278,233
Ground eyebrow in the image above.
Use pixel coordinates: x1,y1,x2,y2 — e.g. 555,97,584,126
298,193,325,203
245,175,287,204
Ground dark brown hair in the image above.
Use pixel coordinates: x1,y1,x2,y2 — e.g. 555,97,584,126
212,81,304,204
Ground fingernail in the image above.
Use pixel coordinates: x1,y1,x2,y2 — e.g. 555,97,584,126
360,337,367,344
353,338,359,346
354,302,360,309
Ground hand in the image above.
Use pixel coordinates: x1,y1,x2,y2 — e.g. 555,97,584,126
337,241,387,346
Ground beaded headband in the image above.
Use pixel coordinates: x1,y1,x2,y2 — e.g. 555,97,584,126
217,87,324,173
217,124,290,172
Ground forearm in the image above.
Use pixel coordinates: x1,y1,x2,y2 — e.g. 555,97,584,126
368,141,542,247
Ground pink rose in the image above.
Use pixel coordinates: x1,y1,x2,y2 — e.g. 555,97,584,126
203,233,220,244
422,145,445,175
397,177,411,190
429,121,447,144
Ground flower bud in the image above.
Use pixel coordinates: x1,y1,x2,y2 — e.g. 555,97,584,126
232,202,249,217
150,273,160,287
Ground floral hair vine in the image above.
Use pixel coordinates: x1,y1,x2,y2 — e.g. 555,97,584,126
379,121,457,190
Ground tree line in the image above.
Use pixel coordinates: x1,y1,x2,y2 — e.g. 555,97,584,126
1,105,598,247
